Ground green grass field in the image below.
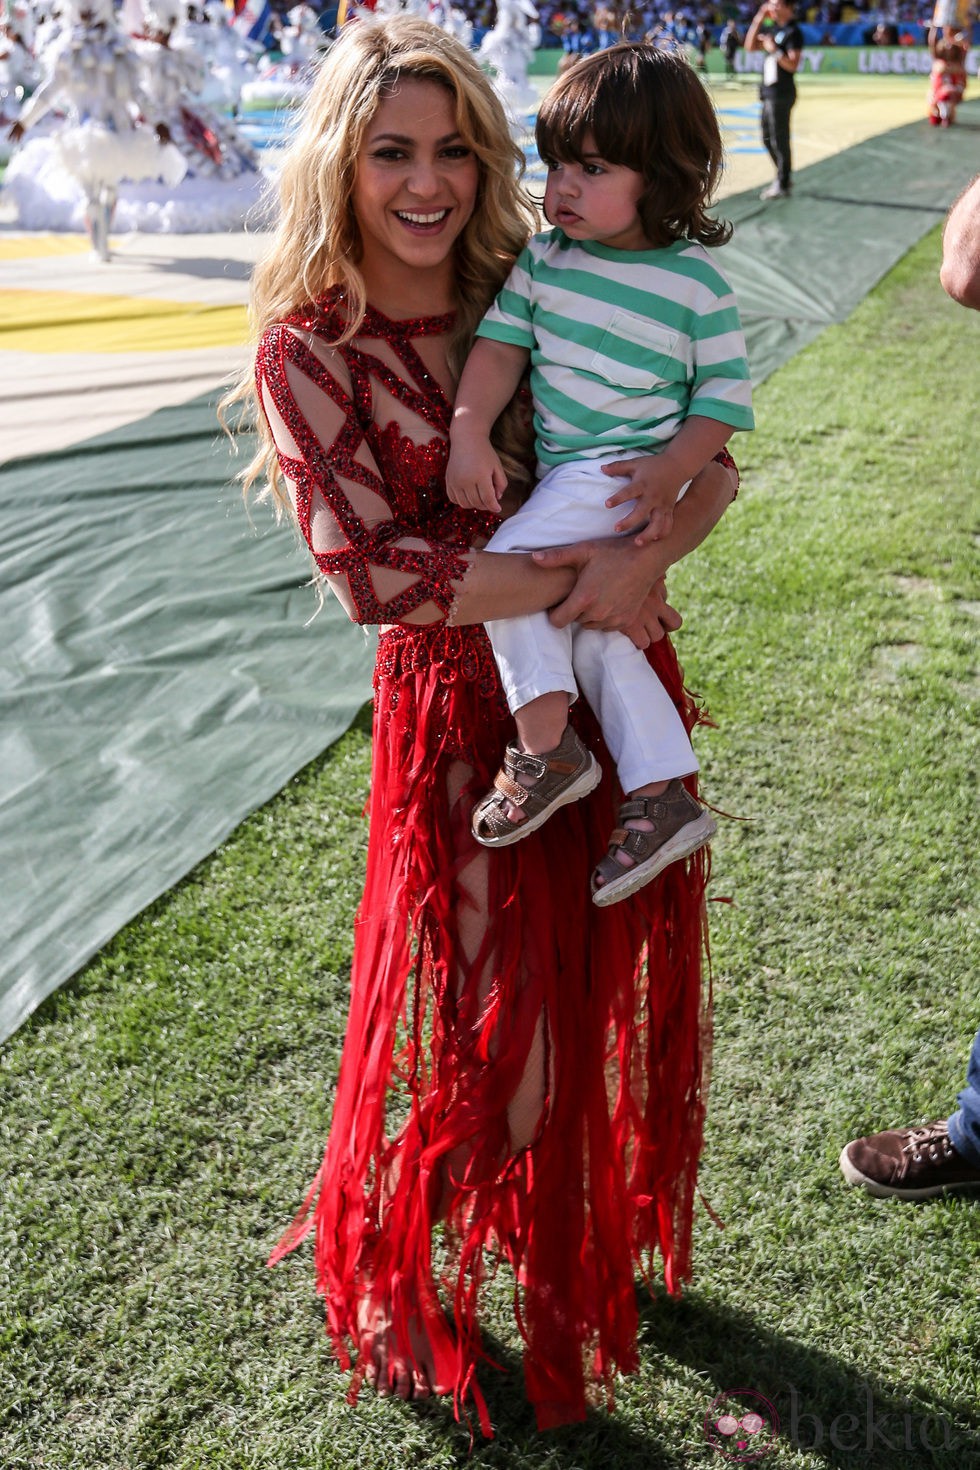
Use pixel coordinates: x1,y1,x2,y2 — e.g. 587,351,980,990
1,225,978,1469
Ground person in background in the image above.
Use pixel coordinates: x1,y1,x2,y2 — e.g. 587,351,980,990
839,174,980,1202
6,0,184,261
926,24,967,127
594,0,619,47
720,16,742,79
939,173,980,306
694,16,711,70
744,0,802,200
560,11,591,54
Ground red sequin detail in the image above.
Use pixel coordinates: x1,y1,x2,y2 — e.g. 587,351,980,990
712,444,740,496
374,421,448,523
256,291,496,626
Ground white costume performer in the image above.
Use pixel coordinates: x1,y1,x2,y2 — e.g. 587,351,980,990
2,0,34,53
239,2,325,111
279,4,323,67
0,10,38,130
478,0,541,120
428,0,474,49
133,0,258,179
4,0,267,240
364,0,431,18
4,0,185,258
30,0,64,70
173,2,262,115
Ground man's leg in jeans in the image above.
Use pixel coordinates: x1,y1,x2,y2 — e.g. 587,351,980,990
947,1027,980,1167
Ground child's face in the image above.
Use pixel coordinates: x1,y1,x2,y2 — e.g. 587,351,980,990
543,133,648,251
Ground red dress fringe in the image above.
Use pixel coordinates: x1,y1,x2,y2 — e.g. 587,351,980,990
268,622,711,1436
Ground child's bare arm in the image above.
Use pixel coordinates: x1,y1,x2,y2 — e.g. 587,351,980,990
602,416,736,545
447,338,530,513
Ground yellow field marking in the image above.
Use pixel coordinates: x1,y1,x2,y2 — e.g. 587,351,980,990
0,289,249,352
0,235,94,261
710,73,934,196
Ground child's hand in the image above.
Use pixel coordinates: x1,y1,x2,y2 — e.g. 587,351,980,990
446,436,508,514
602,456,682,545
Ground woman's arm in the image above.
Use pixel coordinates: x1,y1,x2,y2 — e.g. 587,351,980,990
258,324,579,627
449,455,737,629
743,5,767,50
745,2,800,70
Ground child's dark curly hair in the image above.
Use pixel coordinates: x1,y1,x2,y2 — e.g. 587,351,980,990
536,43,732,248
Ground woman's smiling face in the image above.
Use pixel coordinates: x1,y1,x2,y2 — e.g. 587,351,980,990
352,76,480,291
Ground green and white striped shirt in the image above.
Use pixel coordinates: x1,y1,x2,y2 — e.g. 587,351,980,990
476,228,755,468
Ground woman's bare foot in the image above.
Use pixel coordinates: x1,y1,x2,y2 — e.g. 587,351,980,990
355,1280,454,1401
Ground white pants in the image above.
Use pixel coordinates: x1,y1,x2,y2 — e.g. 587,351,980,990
483,459,697,795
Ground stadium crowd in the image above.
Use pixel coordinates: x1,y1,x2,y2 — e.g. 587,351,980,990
496,1,956,51
250,0,975,58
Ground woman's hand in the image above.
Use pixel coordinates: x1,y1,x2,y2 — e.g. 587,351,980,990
450,456,736,629
531,537,672,633
528,452,737,642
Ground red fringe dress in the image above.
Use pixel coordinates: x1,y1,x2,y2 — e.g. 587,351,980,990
256,293,714,1437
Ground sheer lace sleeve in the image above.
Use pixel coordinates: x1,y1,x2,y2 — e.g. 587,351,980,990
256,317,491,627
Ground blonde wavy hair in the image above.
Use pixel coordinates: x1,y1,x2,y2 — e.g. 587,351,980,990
224,15,538,514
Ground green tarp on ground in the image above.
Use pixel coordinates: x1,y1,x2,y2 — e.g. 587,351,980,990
1,103,977,1042
722,108,980,387
1,398,370,1042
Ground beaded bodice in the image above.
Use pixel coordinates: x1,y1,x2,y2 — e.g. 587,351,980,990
255,291,497,627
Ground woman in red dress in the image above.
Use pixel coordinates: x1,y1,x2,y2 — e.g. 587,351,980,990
231,15,738,1436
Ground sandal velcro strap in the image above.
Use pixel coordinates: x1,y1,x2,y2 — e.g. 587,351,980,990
471,726,600,849
606,828,650,859
507,748,548,779
493,770,529,806
508,750,578,779
619,797,670,822
618,799,652,823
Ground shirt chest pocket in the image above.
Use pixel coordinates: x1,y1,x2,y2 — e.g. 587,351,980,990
588,309,684,391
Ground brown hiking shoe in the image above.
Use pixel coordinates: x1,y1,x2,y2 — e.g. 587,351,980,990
839,1119,980,1200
